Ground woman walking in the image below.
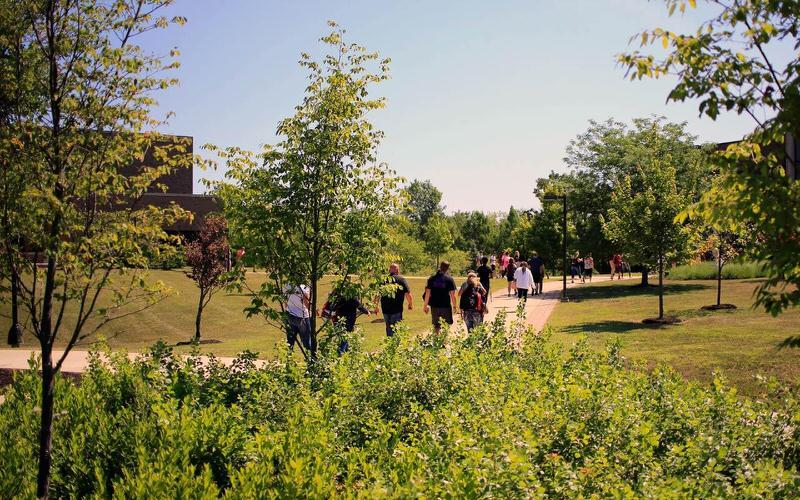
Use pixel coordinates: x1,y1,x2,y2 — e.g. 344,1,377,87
506,258,517,296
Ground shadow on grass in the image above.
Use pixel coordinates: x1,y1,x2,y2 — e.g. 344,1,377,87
567,282,708,302
777,335,800,350
558,320,646,335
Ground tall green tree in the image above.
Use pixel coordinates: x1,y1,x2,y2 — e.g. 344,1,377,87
619,0,800,314
404,178,444,236
215,23,402,358
423,215,453,267
605,159,689,319
0,1,189,496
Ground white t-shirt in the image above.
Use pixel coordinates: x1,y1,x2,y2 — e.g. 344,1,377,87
514,267,534,290
584,257,594,270
285,284,310,318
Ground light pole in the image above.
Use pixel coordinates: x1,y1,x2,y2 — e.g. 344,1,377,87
543,193,569,302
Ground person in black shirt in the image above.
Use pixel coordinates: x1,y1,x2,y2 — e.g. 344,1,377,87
327,286,370,354
476,256,492,303
423,261,457,333
528,251,545,295
376,263,413,336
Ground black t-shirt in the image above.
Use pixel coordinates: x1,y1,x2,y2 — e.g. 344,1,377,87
332,297,369,332
380,274,410,315
426,271,456,308
476,265,492,290
528,257,544,276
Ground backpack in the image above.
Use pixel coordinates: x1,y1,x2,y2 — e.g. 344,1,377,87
460,286,484,313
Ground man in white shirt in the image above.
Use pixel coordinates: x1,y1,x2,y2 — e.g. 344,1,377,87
284,283,311,351
513,261,534,300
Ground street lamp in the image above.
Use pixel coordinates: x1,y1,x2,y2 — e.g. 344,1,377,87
542,193,569,302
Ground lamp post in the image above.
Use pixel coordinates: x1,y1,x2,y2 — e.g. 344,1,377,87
542,193,569,302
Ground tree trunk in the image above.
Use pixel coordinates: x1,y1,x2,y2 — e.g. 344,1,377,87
37,347,55,499
7,270,22,347
641,266,649,286
194,290,204,340
658,258,664,319
717,252,723,307
309,276,318,360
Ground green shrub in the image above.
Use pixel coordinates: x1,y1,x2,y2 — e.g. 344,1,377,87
668,261,767,280
1,317,799,497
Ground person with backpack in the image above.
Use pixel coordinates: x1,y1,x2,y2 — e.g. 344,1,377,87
527,251,545,296
423,261,458,333
458,273,486,332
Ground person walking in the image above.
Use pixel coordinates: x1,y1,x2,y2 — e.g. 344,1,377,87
513,261,534,300
506,258,517,296
583,253,595,283
528,251,545,295
458,274,486,332
608,254,616,280
284,282,312,352
489,254,497,277
376,263,412,336
500,251,509,278
613,253,623,280
423,261,458,333
476,256,492,302
570,252,583,284
327,291,370,354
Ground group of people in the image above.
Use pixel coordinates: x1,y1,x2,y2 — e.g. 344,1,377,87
282,248,630,352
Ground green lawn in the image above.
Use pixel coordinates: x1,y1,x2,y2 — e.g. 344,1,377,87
0,270,508,358
546,278,800,396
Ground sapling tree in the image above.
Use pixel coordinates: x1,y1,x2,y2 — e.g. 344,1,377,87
620,0,800,314
605,159,689,321
0,2,189,496
213,22,403,358
184,214,232,342
423,215,453,267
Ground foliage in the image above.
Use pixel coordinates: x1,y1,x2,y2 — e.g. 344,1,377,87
0,1,189,494
212,23,403,355
422,215,453,266
404,179,444,236
605,158,689,318
668,261,767,281
2,324,800,497
619,0,800,315
185,215,232,340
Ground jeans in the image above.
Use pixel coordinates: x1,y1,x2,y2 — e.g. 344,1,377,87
462,310,483,332
286,314,311,351
517,288,529,300
571,265,580,280
383,312,403,336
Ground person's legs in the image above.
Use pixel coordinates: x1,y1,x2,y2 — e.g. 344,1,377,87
464,310,482,332
299,317,312,350
286,315,302,350
431,307,453,333
384,312,402,336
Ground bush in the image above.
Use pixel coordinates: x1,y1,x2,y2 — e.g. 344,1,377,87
1,318,799,497
668,261,767,280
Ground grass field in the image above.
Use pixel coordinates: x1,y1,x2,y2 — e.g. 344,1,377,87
0,270,509,357
546,278,800,396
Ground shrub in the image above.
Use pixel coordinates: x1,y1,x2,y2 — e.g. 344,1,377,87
668,261,767,280
1,318,799,497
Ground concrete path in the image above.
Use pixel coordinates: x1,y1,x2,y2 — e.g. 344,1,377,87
482,274,626,332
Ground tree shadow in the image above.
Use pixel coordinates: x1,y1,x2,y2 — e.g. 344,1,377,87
567,282,708,302
558,320,648,335
777,336,800,350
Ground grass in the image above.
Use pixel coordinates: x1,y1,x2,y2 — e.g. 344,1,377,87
546,278,800,396
0,270,509,358
667,260,767,280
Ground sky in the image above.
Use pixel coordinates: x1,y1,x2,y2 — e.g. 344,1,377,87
145,0,759,213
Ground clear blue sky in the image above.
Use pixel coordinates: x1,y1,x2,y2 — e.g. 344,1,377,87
146,0,756,212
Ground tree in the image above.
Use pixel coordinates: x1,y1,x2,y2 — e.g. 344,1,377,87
605,159,689,320
0,2,188,496
404,179,444,236
619,0,800,314
184,215,231,342
705,227,750,309
214,23,402,359
423,215,453,267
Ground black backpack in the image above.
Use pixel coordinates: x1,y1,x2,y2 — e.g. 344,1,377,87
460,286,483,312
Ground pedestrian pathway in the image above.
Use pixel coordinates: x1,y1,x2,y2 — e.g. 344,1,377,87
483,274,627,332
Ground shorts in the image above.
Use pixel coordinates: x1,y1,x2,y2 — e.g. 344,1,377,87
431,307,454,329
507,274,516,282
532,273,543,284
583,268,593,277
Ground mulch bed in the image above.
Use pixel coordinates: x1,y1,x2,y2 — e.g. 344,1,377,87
700,304,738,311
642,316,682,325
